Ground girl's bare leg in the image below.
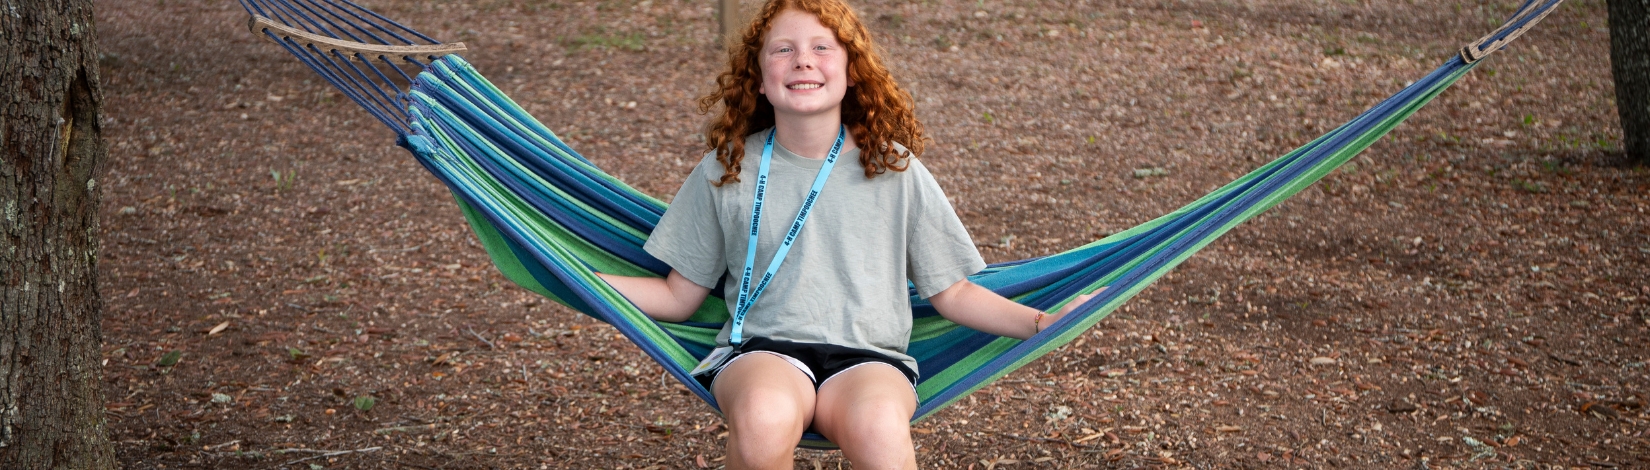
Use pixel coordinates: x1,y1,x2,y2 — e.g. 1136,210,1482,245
712,353,816,470
812,364,918,470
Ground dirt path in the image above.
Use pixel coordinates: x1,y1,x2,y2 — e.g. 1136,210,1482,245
93,0,1644,468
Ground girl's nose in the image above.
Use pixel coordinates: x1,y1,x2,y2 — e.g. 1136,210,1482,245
793,56,815,70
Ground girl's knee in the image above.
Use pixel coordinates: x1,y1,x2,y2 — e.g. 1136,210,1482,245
726,400,808,434
842,408,910,438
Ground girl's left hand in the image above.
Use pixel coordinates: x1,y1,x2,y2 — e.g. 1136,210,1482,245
1042,286,1108,330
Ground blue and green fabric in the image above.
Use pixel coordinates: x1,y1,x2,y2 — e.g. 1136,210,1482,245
238,0,1564,448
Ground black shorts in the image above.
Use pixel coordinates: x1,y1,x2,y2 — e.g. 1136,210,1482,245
695,337,918,392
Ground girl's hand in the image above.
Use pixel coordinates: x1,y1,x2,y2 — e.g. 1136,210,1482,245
931,281,1108,340
1039,287,1108,332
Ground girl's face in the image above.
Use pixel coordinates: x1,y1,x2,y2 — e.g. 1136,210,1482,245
758,9,852,121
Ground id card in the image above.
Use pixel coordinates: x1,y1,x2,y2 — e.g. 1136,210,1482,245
690,346,736,377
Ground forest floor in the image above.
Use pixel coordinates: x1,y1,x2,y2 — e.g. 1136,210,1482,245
93,0,1646,468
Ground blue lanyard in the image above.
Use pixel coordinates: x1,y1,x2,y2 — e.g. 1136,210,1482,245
729,126,845,346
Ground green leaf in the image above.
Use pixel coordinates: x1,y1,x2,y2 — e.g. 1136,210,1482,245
353,395,376,412
157,350,182,367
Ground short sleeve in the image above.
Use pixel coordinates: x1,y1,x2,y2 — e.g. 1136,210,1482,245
905,160,987,298
643,157,727,289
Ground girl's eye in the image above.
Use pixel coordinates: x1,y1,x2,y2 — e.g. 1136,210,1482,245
777,47,792,53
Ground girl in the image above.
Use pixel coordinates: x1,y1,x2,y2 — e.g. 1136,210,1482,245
598,1,1096,468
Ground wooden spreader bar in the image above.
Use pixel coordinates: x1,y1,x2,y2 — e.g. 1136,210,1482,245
1458,0,1563,64
248,15,467,60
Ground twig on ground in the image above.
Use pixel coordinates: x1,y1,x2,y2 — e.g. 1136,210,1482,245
374,423,439,434
465,327,496,350
272,446,382,468
392,460,440,470
995,432,1102,449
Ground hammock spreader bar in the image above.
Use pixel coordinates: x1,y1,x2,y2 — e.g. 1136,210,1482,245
239,0,1564,449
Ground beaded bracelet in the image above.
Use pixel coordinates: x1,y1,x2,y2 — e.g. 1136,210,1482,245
1033,311,1046,333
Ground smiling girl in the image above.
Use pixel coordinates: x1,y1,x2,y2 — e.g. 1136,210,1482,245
596,1,1094,468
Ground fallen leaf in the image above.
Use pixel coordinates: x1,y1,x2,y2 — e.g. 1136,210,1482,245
207,321,230,336
156,350,182,367
1467,390,1488,405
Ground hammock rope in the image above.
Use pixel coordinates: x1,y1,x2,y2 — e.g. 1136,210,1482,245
240,0,1564,449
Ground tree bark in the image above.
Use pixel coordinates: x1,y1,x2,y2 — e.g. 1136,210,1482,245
1612,0,1650,162
0,0,116,468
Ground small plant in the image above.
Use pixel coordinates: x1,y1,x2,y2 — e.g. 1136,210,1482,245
1540,160,1572,176
353,395,377,412
287,347,310,363
271,169,296,191
1512,179,1547,193
933,35,953,51
981,111,995,124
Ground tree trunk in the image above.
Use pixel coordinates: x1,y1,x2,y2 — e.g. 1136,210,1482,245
1612,0,1650,162
0,0,115,468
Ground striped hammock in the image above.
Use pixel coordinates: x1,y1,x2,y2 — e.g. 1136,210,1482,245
239,0,1562,448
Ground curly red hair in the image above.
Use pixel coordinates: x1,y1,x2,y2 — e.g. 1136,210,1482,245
698,0,925,185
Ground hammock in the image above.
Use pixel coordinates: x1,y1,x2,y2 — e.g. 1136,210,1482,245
238,0,1563,448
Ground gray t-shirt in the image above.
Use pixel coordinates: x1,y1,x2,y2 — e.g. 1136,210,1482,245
643,130,986,375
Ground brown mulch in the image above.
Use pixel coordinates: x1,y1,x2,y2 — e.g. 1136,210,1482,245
94,0,1645,468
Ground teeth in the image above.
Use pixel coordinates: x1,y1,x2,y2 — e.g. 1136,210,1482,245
788,83,822,90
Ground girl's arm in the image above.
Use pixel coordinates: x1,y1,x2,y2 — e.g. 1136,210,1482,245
595,270,711,323
927,279,1101,340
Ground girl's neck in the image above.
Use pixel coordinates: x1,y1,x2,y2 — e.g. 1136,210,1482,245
773,115,856,160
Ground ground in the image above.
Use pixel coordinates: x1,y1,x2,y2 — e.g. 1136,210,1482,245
92,0,1647,468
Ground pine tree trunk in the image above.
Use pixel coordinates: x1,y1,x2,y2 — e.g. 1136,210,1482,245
1613,0,1650,162
0,0,116,468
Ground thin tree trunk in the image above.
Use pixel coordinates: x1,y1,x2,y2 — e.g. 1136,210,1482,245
1612,0,1650,162
0,0,116,468
719,0,742,45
